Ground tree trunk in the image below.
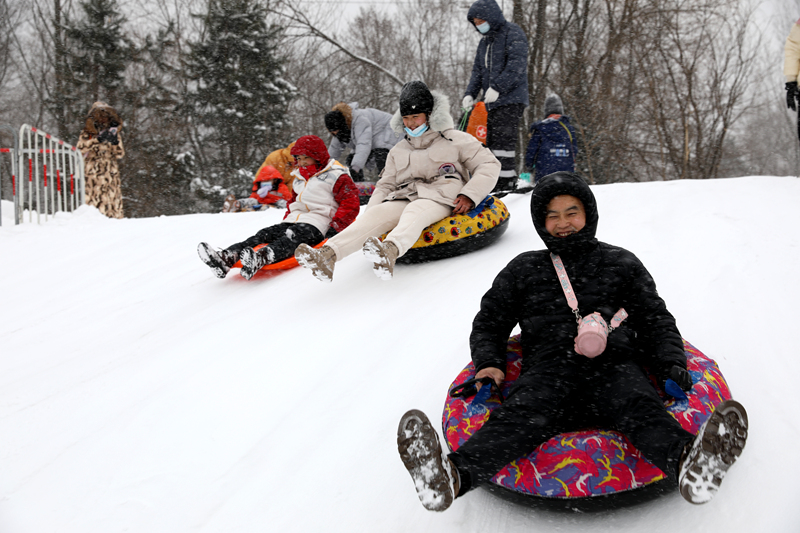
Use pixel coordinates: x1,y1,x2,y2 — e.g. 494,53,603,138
53,0,67,138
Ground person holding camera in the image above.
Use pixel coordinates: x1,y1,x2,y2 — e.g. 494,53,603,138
397,171,748,511
77,101,125,218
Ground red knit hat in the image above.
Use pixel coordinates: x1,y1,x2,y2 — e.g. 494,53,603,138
290,135,330,167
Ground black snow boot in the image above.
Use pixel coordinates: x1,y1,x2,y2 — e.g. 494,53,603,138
239,246,274,280
198,242,238,279
397,409,459,512
679,399,748,504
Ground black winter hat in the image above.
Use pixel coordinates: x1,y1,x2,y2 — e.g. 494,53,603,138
324,110,351,144
399,81,435,116
531,171,599,257
544,94,564,116
324,110,348,134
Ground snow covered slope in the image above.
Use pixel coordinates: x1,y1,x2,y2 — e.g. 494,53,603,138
0,176,797,532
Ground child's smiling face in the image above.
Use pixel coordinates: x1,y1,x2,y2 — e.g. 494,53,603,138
294,154,317,168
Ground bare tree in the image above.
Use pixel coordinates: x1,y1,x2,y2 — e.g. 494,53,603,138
513,0,762,183
721,0,800,177
272,0,475,145
0,0,22,92
268,0,404,86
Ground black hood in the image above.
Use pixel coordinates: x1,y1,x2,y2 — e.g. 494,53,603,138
467,0,506,34
324,110,351,144
531,172,599,257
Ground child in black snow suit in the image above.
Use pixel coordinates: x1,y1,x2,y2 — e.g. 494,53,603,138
396,172,749,511
197,135,359,280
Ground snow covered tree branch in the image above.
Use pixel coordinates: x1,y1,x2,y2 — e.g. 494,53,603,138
267,0,404,87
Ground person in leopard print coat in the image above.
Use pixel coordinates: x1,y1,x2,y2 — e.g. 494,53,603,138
76,102,125,218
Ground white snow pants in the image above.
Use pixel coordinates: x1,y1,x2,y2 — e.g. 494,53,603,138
325,199,452,260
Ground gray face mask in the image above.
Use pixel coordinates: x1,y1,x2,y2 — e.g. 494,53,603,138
476,21,490,34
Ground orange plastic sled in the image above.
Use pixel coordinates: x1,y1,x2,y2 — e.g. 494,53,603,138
232,240,327,271
466,101,488,144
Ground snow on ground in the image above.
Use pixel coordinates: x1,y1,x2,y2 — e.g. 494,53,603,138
0,176,798,532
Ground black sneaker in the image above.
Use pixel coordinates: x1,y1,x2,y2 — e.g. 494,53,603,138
198,242,237,279
397,409,458,512
679,399,748,504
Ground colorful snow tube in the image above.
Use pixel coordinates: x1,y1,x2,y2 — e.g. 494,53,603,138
356,182,375,205
393,196,510,264
442,336,732,499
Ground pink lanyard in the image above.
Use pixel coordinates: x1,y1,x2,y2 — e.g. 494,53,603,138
550,253,628,328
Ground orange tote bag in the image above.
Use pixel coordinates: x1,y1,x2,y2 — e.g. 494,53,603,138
466,101,488,144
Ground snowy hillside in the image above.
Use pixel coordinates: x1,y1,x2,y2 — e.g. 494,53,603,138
0,176,798,532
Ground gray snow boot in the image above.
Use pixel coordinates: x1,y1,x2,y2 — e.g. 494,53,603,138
397,409,459,512
295,243,337,282
362,236,399,280
239,246,274,280
197,242,238,279
679,399,748,504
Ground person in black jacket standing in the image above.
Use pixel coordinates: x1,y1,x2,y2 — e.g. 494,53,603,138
397,172,748,512
462,0,528,193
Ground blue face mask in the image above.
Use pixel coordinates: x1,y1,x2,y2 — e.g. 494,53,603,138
476,21,490,34
404,123,428,137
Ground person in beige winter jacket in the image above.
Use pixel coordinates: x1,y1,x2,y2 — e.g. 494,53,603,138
76,102,125,218
295,81,500,282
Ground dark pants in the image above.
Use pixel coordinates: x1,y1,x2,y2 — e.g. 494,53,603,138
487,104,525,192
449,355,694,495
345,148,390,181
226,222,324,263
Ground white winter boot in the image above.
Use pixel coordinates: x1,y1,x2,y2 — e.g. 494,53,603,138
295,244,337,283
362,236,399,280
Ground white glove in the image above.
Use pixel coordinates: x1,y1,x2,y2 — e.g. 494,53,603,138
484,87,499,104
461,95,474,110
256,182,273,198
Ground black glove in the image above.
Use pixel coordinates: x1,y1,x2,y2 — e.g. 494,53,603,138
787,82,799,111
669,365,693,390
325,227,338,239
350,168,364,182
663,364,693,399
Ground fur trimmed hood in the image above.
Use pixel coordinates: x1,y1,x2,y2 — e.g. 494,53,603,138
83,102,122,136
390,91,454,135
330,102,355,130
